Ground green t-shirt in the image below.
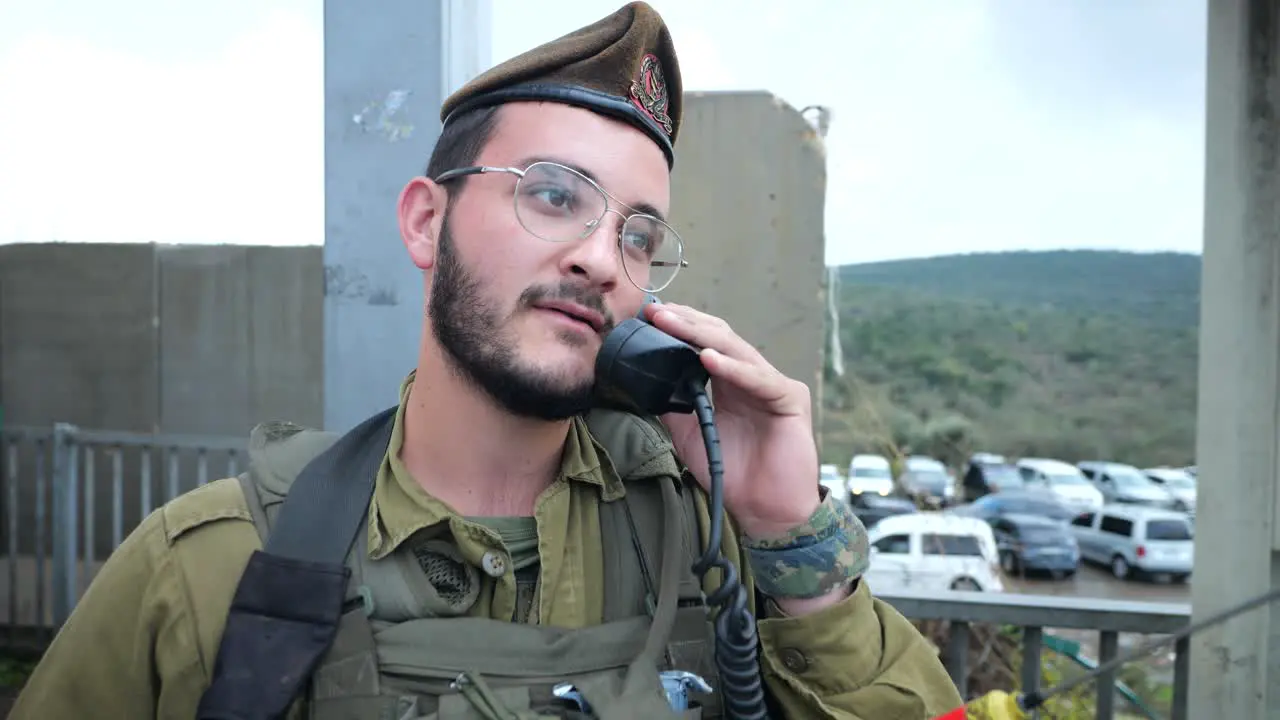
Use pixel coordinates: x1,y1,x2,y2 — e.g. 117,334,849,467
467,515,541,622
468,516,540,571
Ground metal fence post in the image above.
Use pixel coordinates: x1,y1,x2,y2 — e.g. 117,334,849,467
51,422,80,628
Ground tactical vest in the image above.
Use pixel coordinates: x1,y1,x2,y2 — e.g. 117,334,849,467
196,406,729,720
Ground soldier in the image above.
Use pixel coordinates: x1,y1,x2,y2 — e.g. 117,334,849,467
10,3,963,719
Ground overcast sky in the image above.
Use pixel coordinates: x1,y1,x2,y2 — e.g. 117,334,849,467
0,0,1207,265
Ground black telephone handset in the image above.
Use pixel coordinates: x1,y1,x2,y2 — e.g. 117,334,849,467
593,295,771,720
593,294,710,415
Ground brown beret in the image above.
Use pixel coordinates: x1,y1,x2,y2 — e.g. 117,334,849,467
440,1,683,168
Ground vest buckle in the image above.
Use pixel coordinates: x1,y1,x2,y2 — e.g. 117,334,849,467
661,670,714,711
552,682,591,714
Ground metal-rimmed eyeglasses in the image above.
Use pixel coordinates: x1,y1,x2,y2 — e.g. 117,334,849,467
433,160,688,293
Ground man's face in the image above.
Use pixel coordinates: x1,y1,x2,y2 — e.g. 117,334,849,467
423,103,672,420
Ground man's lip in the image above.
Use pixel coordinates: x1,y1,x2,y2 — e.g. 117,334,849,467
534,301,606,332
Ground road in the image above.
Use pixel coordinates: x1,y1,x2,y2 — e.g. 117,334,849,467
1004,562,1191,603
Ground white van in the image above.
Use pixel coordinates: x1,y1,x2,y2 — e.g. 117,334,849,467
847,454,894,497
818,464,845,502
864,514,1004,594
1016,458,1103,514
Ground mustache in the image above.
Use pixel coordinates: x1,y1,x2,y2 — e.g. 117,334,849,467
519,283,616,332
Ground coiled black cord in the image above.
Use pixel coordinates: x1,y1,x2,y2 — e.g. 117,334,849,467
687,382,771,720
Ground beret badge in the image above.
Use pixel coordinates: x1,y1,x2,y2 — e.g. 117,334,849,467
629,53,674,137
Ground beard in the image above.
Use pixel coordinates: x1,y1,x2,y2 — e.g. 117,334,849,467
428,213,616,421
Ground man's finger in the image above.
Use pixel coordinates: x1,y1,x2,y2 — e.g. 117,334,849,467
647,306,765,365
699,348,799,414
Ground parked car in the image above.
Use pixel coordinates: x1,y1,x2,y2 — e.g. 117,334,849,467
819,464,846,502
949,488,1080,524
865,514,1003,593
847,454,895,498
989,513,1080,579
1068,505,1194,582
850,493,918,529
961,456,1024,502
1016,458,1104,513
1078,461,1177,509
1144,467,1198,514
899,456,956,508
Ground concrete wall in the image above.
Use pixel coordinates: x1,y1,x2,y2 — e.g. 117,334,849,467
666,92,829,447
0,243,160,433
156,244,324,436
0,243,324,436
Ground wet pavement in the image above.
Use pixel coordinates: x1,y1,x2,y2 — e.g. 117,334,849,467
1005,562,1191,604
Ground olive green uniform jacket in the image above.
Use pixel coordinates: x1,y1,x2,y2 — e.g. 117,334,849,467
10,383,962,719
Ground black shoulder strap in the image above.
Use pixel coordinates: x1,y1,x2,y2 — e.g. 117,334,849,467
195,406,397,720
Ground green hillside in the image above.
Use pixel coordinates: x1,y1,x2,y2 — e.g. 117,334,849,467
820,250,1201,470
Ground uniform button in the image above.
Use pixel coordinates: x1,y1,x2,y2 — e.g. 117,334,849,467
779,647,809,673
481,550,507,577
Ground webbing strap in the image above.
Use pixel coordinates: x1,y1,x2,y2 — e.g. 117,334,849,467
264,407,396,561
195,407,397,720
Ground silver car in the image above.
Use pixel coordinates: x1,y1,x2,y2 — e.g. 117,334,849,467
1068,505,1194,581
1077,461,1177,509
1144,467,1197,514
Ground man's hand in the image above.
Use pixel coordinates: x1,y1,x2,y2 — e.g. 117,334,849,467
642,302,821,538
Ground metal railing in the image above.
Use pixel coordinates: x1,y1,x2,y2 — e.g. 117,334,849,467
1,424,1191,719
880,588,1190,719
1,423,247,646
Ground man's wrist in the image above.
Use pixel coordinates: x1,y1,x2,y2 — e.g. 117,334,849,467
741,488,870,600
766,578,856,618
736,485,825,540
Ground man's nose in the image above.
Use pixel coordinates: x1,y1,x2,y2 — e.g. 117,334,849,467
559,211,624,289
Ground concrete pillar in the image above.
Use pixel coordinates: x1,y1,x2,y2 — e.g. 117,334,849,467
663,92,827,440
1189,1,1279,717
322,0,490,431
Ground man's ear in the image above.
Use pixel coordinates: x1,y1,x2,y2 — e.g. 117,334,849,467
399,176,447,270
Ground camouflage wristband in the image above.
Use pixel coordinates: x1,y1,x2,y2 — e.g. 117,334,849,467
742,491,870,599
